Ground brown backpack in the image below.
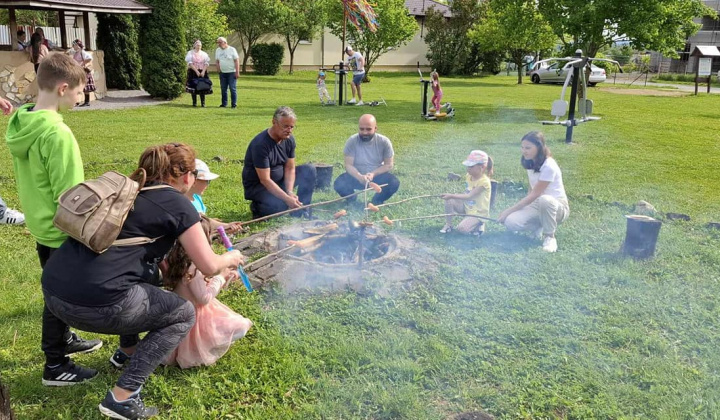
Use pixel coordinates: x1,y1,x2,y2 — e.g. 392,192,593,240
53,169,168,253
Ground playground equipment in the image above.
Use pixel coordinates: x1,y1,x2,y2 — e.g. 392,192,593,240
319,62,387,106
417,62,454,121
535,49,621,143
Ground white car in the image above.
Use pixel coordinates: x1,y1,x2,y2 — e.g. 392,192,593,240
530,62,607,86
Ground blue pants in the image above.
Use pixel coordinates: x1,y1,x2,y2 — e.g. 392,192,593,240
246,164,317,218
219,72,237,107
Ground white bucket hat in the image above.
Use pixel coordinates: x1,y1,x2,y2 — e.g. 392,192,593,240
195,159,219,181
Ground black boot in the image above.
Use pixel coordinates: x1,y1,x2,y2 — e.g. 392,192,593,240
200,95,205,108
192,94,197,107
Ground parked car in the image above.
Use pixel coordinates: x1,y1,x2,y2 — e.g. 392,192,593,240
530,62,607,86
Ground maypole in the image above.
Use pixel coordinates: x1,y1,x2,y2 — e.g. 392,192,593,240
340,0,380,59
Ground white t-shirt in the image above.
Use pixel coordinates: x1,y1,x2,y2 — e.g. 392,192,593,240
347,52,365,74
527,157,567,201
215,46,239,73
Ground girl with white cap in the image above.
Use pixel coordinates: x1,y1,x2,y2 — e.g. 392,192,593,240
440,150,494,235
186,159,243,233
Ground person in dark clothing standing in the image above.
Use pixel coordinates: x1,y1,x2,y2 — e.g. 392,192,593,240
242,106,316,218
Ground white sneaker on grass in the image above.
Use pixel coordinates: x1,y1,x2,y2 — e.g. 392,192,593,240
0,208,25,225
347,98,357,104
355,101,365,106
542,236,558,253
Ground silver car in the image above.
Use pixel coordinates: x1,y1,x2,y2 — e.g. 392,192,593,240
530,62,607,86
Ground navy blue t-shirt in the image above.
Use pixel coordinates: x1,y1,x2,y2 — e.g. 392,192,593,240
41,185,200,306
242,129,295,198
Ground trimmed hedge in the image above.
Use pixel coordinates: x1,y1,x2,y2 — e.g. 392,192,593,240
96,14,141,90
251,43,284,75
138,0,186,99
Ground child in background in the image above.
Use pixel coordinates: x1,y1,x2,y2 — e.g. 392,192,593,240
317,71,332,104
163,215,253,368
440,150,493,235
187,159,243,234
430,70,442,115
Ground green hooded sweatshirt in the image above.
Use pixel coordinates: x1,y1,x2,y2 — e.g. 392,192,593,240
6,104,84,248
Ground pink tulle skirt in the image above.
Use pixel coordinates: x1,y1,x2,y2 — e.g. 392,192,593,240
165,299,252,368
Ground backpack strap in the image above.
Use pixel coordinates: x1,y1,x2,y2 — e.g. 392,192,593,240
112,236,164,247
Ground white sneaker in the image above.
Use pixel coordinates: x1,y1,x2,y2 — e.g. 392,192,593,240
542,236,558,253
355,101,365,106
439,224,453,234
0,208,25,225
347,98,357,104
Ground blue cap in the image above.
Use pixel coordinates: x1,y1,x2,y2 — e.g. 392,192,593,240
319,71,325,76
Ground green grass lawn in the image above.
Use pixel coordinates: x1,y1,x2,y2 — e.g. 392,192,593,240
1,72,720,419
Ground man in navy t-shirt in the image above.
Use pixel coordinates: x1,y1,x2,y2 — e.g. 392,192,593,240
242,106,316,218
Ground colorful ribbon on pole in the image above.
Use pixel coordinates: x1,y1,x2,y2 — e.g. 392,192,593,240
342,0,379,32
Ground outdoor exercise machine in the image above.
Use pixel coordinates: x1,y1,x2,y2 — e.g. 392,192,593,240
319,62,387,107
319,62,350,106
535,49,620,143
417,62,454,121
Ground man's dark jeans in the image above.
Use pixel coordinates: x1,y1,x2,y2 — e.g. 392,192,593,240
219,72,237,107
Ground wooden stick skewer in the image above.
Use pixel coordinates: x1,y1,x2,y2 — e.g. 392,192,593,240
241,184,388,226
382,213,498,225
366,194,444,212
244,245,296,271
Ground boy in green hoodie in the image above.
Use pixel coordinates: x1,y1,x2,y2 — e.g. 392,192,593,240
6,53,102,386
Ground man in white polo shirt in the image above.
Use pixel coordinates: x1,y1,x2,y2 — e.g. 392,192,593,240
344,45,365,106
214,36,240,108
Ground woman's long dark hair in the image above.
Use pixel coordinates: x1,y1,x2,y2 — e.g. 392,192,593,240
520,131,552,173
30,33,42,64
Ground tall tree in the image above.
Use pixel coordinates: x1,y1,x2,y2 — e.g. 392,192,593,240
218,0,280,73
278,0,327,74
184,0,229,51
327,0,417,78
139,0,186,99
424,0,484,75
472,0,556,84
539,0,715,58
96,14,142,90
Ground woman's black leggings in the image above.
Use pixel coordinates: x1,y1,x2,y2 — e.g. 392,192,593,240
43,283,195,391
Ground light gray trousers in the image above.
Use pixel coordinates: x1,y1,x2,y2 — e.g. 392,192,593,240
504,195,569,236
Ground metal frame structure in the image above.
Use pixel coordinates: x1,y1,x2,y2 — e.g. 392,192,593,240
535,50,620,143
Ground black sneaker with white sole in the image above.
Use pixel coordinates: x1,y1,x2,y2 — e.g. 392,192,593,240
109,348,131,369
42,360,98,386
65,331,103,356
99,390,158,419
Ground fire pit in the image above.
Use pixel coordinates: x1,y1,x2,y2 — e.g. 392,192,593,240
233,220,435,294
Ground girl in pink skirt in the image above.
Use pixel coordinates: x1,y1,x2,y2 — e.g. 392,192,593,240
431,70,443,115
164,216,252,368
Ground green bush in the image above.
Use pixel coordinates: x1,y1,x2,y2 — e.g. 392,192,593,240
138,0,186,99
251,43,284,75
96,14,141,90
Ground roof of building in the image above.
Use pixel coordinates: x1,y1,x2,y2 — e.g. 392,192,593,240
691,45,720,57
1,0,152,14
405,0,451,18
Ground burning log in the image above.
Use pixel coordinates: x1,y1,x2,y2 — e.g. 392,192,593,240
242,184,388,226
287,234,328,249
382,213,497,226
303,223,339,235
244,245,296,271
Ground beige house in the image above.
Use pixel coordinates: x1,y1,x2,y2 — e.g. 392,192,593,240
224,0,451,72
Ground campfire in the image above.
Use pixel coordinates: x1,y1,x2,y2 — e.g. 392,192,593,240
232,219,435,294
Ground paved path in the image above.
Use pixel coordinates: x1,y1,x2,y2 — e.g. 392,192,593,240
73,89,170,111
604,73,720,94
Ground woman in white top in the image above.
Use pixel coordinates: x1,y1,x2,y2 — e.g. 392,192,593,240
498,131,569,252
185,40,212,107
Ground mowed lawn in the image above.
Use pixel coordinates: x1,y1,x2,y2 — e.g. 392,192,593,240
1,72,720,419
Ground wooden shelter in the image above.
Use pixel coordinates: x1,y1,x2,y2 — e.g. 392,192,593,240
690,45,720,94
3,0,151,50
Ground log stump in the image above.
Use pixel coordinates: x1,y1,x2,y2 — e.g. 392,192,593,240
313,163,334,190
622,215,662,259
0,376,15,420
